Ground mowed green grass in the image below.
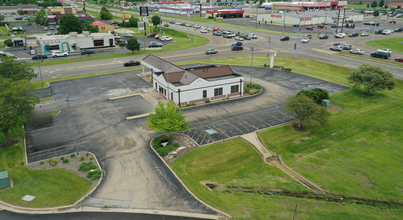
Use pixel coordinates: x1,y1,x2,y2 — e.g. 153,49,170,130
171,57,403,218
0,128,94,208
365,37,403,53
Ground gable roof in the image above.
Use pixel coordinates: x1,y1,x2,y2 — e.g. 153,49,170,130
162,65,235,85
142,54,184,73
387,3,403,7
92,21,111,26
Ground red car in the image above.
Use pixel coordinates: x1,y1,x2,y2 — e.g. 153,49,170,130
395,57,403,62
317,24,326,28
389,20,397,24
304,34,313,39
111,21,120,25
147,32,157,38
306,26,314,30
213,28,221,32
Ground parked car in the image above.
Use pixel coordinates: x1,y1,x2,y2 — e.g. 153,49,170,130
231,45,243,51
232,41,243,46
382,30,392,35
50,26,54,30
389,20,397,24
371,51,389,59
111,21,120,25
32,54,48,59
343,44,352,50
304,34,313,39
180,23,186,26
52,51,68,57
301,37,309,43
330,45,342,51
114,34,121,39
335,33,345,38
395,28,403,32
185,23,192,27
375,29,384,34
349,49,364,55
241,35,251,40
115,39,127,45
228,33,236,38
44,26,49,31
319,34,328,39
81,49,95,55
213,28,221,32
47,32,53,36
124,60,140,66
395,57,403,62
54,31,60,35
306,26,314,30
149,41,163,47
333,42,345,46
164,23,169,27
293,24,300,27
124,34,133,38
377,48,392,56
200,29,207,33
147,33,158,38
0,51,6,56
213,31,222,36
348,32,359,37
317,24,326,28
280,36,290,41
248,33,257,39
12,26,23,30
170,21,175,24
205,49,218,55
194,24,200,29
160,36,173,41
234,36,244,41
360,31,369,36
331,25,337,28
223,33,233,38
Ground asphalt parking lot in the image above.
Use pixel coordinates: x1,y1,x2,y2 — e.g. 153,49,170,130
223,18,403,35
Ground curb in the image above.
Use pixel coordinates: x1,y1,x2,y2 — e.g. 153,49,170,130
149,135,232,220
109,93,139,100
126,112,154,120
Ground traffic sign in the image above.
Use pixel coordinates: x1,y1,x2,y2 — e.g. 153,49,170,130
142,16,148,22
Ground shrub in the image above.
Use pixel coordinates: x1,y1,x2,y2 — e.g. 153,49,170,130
40,161,44,165
156,145,175,156
49,159,58,166
21,162,24,166
205,99,210,103
86,152,90,156
264,64,267,67
249,90,256,95
4,39,13,47
87,170,102,179
63,159,69,163
246,83,254,88
91,174,101,180
60,157,64,160
282,67,292,72
118,42,126,47
153,142,161,149
297,88,329,104
79,162,97,171
253,84,261,89
244,87,250,93
71,153,75,158
80,156,84,161
173,143,180,148
90,157,93,160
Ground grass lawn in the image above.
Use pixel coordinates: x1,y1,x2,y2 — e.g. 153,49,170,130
0,128,94,208
28,28,209,68
171,57,403,219
0,26,8,33
365,37,403,53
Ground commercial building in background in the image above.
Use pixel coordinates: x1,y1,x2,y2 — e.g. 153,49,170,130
48,6,83,15
141,55,244,107
0,4,40,15
262,0,347,11
36,32,115,54
91,21,115,33
206,9,245,19
46,14,94,25
156,2,220,15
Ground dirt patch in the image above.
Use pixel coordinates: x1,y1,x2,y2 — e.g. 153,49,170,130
317,103,343,113
0,139,20,149
355,172,375,190
162,133,201,165
28,152,100,185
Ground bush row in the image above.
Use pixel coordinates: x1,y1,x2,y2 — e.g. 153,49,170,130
87,170,102,180
297,88,329,104
246,83,262,89
153,136,180,156
79,161,97,172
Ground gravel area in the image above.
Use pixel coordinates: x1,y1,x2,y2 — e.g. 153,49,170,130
27,152,101,185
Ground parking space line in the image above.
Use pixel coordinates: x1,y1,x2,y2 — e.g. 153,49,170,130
195,130,205,143
30,129,70,139
210,125,231,138
238,118,259,130
29,125,68,133
223,121,246,135
29,141,89,155
251,115,272,126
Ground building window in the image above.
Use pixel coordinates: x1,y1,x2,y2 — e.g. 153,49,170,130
93,39,104,46
231,85,239,93
203,90,207,98
155,82,157,89
164,89,166,96
159,86,163,94
171,92,173,100
45,45,60,50
214,88,223,96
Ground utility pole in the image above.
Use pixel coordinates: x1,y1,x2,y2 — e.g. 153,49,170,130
282,10,286,35
250,47,256,84
255,3,258,28
65,94,79,156
335,8,340,34
144,21,146,51
194,18,196,46
341,8,346,33
36,49,44,87
294,20,301,60
372,14,378,43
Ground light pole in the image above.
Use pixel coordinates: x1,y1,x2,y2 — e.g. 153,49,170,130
325,12,327,24
36,49,44,87
250,47,256,84
282,10,286,35
294,20,301,60
65,94,79,156
194,18,197,46
372,15,378,43
255,3,258,29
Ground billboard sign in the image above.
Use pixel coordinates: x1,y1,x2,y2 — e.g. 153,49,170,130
122,14,131,19
140,7,149,16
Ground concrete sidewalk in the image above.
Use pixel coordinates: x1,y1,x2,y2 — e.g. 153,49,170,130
240,132,272,160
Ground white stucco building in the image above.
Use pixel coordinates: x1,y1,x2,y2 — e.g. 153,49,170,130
141,55,244,107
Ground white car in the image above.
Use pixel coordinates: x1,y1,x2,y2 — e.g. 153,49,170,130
335,33,345,38
377,48,392,53
382,30,391,35
52,51,68,57
12,26,23,30
114,34,121,39
360,32,369,36
160,36,173,41
185,23,192,27
207,27,213,31
248,33,257,39
301,37,309,43
175,22,181,25
349,49,364,55
194,24,200,29
234,36,244,41
200,29,207,33
228,33,236,37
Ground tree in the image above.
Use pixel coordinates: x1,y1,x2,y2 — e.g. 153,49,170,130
129,16,139,27
373,10,379,17
379,0,384,7
347,64,395,96
126,38,140,53
284,95,331,129
398,6,402,9
59,15,83,34
33,8,47,26
151,15,161,27
358,0,363,5
371,0,378,8
17,10,24,15
367,4,370,8
100,7,113,20
360,10,365,14
82,21,99,33
0,78,39,143
0,56,37,81
147,101,190,137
